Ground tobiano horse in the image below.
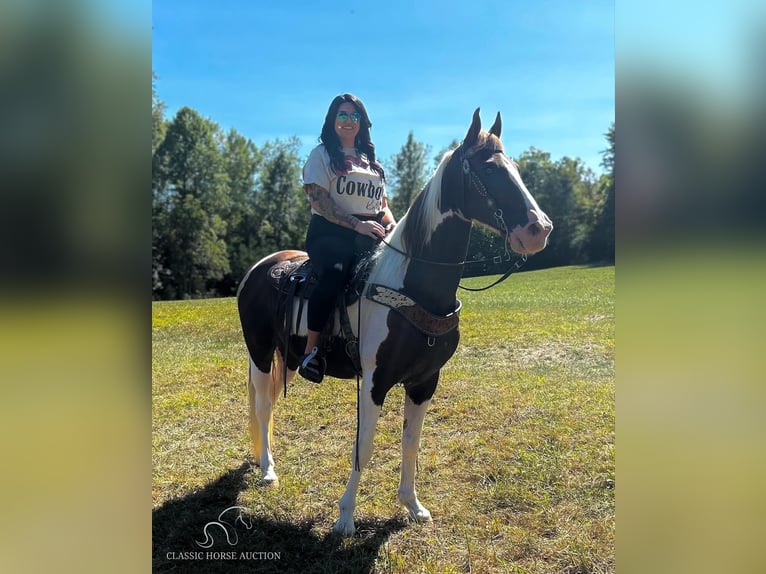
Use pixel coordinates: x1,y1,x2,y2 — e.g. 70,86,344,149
237,109,552,535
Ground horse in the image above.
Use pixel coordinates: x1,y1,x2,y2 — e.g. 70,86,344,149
236,109,553,536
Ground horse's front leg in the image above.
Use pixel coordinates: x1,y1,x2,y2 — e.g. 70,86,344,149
398,386,434,523
333,375,382,536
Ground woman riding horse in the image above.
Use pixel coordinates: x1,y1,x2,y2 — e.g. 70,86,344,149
237,108,553,535
299,93,396,383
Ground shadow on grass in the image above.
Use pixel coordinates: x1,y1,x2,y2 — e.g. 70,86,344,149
153,462,408,573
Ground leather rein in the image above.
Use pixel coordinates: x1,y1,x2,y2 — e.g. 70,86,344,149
378,146,527,292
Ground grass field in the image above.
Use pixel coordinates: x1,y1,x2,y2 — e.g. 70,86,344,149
152,265,614,573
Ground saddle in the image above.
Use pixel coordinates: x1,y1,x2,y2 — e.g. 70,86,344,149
268,256,313,298
267,256,368,303
267,255,369,382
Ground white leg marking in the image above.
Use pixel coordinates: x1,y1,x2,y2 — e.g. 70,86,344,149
251,364,278,484
332,375,382,536
398,395,432,522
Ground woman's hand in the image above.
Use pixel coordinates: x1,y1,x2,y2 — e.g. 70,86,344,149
353,219,387,239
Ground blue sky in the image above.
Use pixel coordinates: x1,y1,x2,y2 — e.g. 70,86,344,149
152,1,614,174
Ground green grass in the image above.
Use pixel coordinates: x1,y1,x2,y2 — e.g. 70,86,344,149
152,265,614,573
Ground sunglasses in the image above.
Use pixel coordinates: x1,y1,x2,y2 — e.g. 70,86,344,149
337,111,361,123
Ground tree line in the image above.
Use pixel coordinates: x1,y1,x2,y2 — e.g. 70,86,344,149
152,78,614,300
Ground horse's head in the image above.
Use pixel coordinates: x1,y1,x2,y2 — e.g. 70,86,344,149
451,109,553,255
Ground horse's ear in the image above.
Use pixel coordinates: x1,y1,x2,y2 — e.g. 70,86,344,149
489,112,502,138
464,108,481,147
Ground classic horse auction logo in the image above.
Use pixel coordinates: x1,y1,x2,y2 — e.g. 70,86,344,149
196,506,253,548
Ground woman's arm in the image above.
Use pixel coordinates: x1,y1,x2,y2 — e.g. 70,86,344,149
379,196,397,232
304,182,389,239
304,183,358,230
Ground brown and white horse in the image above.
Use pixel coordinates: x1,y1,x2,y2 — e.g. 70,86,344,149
237,109,552,535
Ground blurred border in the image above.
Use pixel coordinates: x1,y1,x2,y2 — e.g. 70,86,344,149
0,1,150,572
618,0,766,572
3,0,765,571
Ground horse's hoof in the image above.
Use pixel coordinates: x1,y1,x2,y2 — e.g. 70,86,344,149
400,495,432,523
332,518,356,536
408,506,432,523
260,469,279,485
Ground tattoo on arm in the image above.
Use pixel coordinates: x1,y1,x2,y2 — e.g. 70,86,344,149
304,184,357,229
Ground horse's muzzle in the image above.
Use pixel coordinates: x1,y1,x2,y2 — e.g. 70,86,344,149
509,210,553,255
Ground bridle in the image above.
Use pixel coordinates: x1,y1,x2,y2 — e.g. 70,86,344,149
378,143,527,291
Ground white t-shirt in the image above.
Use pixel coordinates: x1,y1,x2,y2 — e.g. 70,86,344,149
302,144,386,216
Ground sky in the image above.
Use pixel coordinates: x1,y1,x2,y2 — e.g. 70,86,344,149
152,1,614,175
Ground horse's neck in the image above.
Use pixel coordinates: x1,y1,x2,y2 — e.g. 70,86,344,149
370,155,471,315
400,215,471,315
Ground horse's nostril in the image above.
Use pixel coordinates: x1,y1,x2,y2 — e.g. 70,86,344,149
528,222,541,236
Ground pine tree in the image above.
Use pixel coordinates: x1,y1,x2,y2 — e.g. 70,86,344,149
253,138,308,259
586,124,615,263
218,130,262,294
388,132,430,219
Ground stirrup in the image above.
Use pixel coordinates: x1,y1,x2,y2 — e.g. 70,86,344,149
298,347,326,383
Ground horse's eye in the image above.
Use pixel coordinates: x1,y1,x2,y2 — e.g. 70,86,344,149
485,166,494,174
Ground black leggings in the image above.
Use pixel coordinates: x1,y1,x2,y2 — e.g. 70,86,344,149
305,214,377,332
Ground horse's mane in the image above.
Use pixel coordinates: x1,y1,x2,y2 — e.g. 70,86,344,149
366,149,456,288
400,149,455,257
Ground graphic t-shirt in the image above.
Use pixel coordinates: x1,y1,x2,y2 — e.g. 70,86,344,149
302,144,385,216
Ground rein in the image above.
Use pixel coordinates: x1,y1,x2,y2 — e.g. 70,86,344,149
376,145,528,292
458,253,526,291
378,235,527,291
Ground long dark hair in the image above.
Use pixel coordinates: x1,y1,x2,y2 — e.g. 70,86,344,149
319,93,385,181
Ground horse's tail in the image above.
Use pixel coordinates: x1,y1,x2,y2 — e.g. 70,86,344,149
271,350,287,403
247,352,284,464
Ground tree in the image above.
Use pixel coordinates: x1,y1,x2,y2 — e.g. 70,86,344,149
152,107,230,298
387,132,431,219
559,156,598,263
585,124,615,263
217,130,262,294
509,149,591,268
252,138,309,259
164,194,229,297
152,72,168,293
152,73,167,155
601,123,615,173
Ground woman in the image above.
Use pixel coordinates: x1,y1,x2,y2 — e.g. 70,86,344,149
299,93,396,383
